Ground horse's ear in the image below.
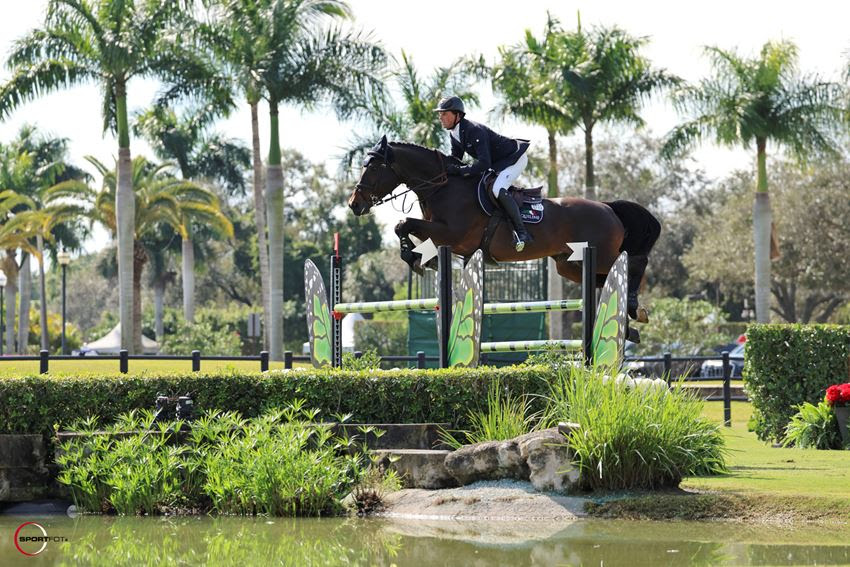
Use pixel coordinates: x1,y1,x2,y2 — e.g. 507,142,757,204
379,134,388,149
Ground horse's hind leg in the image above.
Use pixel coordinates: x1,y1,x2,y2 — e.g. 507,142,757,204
628,255,650,323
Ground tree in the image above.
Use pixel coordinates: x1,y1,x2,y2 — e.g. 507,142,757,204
47,156,233,351
135,105,250,322
208,0,388,360
541,18,677,200
1,0,220,352
685,160,850,323
662,40,845,323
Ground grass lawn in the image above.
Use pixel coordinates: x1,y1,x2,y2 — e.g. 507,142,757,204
0,357,311,375
690,401,850,499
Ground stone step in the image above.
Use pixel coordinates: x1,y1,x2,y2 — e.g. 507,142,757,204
682,384,748,401
372,449,458,489
335,423,451,451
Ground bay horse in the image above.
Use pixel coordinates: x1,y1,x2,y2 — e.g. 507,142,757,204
348,136,661,323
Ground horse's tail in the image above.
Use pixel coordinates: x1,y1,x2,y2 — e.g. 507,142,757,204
604,200,661,256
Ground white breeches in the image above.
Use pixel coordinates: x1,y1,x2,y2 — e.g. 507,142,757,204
492,150,529,197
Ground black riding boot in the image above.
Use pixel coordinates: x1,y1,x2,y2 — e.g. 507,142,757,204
496,189,534,252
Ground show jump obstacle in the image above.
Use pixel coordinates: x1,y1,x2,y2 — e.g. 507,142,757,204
304,241,628,369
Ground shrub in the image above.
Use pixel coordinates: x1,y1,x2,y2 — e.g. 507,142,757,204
745,324,850,443
56,404,368,516
160,319,241,355
546,365,727,490
354,320,408,356
0,367,552,441
782,401,842,450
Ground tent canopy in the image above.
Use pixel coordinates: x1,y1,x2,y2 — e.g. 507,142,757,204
82,323,159,354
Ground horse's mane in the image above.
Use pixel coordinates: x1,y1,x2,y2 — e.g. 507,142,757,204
389,140,451,160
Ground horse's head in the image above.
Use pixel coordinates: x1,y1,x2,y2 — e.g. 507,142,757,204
348,135,402,216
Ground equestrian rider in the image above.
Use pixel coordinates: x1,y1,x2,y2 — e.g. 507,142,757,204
435,96,534,252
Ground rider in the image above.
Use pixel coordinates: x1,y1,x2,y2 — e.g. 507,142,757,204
435,96,534,252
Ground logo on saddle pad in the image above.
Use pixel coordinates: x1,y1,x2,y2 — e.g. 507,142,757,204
477,172,544,224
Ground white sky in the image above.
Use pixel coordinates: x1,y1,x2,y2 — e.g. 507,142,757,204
1,0,849,249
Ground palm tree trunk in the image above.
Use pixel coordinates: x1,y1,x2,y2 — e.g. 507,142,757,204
584,124,596,201
3,252,18,353
753,138,771,323
250,100,272,352
545,128,564,340
154,278,165,342
181,236,195,323
36,235,48,351
18,254,31,354
132,241,147,353
115,85,136,353
266,100,284,360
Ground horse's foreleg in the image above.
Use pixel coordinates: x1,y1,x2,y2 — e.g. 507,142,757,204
395,218,460,273
394,219,419,270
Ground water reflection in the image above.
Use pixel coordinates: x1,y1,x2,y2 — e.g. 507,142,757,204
1,515,849,566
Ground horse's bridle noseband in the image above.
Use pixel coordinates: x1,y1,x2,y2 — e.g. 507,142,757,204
354,149,448,208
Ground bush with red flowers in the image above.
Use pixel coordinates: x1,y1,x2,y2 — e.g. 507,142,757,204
826,383,850,407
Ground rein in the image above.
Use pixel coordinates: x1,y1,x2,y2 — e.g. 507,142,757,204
357,149,448,208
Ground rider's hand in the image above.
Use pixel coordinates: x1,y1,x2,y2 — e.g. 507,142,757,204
445,163,461,175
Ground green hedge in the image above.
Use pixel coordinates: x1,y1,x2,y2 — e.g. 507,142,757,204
0,367,552,438
745,324,850,442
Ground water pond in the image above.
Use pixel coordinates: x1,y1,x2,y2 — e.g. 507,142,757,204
2,514,849,566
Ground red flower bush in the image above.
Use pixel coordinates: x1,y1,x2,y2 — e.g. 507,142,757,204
825,383,850,406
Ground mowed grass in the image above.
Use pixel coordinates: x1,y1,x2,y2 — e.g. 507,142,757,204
691,401,850,499
0,357,310,376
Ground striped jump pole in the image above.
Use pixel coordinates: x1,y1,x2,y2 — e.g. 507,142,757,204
480,339,583,353
334,298,438,314
482,299,583,314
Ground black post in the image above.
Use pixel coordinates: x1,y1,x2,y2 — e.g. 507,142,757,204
581,246,597,367
722,350,731,427
663,352,672,384
262,350,270,371
437,246,452,369
61,264,67,355
282,351,291,370
417,350,426,369
192,350,201,372
119,349,128,374
39,349,48,374
330,253,342,368
0,285,4,357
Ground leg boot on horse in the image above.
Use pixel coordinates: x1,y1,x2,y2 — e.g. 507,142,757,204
496,189,534,252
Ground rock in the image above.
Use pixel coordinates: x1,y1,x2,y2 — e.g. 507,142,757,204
516,428,579,492
373,449,457,489
444,440,529,486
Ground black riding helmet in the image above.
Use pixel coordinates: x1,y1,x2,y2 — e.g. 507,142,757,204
434,96,465,114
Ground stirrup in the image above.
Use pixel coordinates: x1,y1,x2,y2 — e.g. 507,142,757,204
512,231,533,252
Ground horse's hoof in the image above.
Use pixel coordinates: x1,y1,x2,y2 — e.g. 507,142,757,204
626,326,641,344
635,306,649,324
411,259,425,276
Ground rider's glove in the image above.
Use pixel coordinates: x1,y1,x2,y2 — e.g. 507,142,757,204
445,163,461,175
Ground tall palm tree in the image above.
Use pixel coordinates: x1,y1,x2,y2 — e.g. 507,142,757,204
208,0,388,359
135,105,250,323
0,0,219,352
492,14,579,340
47,156,233,351
541,18,677,200
662,41,845,323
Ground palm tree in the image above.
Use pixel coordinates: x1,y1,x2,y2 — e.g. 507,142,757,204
343,50,482,162
135,105,250,323
662,41,845,323
0,127,86,353
208,0,388,359
540,18,677,200
1,0,219,353
492,15,579,340
47,156,233,351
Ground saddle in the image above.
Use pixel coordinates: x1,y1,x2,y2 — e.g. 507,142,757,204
476,171,544,224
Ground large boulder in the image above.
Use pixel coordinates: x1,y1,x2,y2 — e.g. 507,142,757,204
515,428,579,492
444,440,528,486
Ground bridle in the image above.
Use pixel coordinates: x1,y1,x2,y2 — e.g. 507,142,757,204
354,149,448,208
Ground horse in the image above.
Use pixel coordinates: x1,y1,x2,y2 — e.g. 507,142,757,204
347,136,661,324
